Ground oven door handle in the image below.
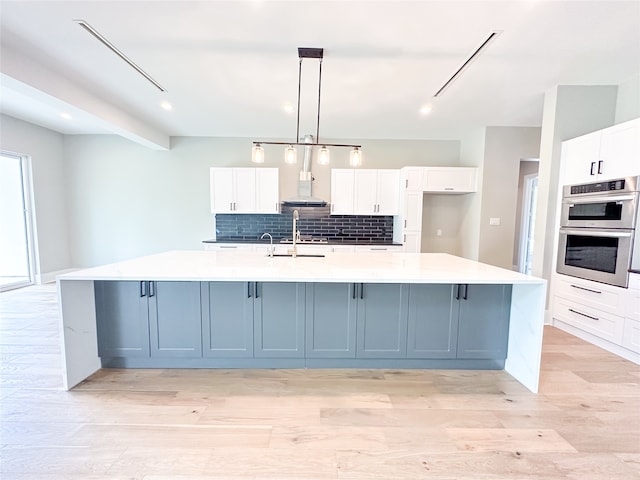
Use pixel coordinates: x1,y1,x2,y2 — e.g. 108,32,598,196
559,228,632,238
565,194,636,205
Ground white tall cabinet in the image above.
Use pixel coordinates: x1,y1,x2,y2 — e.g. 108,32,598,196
210,167,279,214
552,117,640,365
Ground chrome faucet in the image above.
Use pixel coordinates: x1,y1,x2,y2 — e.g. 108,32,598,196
260,232,273,257
289,209,299,257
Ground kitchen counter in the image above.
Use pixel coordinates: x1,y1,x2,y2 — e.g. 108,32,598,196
57,251,546,393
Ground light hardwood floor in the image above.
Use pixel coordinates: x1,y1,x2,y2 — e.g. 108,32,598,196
1,284,639,479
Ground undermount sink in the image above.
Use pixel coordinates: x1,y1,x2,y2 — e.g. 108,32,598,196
267,253,326,258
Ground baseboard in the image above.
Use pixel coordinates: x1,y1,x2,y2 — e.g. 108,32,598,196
37,268,79,284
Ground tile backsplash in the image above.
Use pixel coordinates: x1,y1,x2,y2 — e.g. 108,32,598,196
215,213,393,243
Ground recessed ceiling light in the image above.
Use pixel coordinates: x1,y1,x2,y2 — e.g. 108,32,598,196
160,101,173,111
419,104,433,116
283,102,294,114
60,112,72,120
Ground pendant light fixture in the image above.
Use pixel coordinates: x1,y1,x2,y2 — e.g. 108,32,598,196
252,47,361,165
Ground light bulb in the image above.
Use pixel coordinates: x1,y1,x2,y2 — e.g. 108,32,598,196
318,146,330,165
285,145,297,164
252,144,265,163
349,147,362,167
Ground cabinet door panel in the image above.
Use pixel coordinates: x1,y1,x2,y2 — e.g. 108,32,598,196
95,281,149,358
376,170,400,215
331,169,355,214
254,282,305,357
149,281,202,358
202,282,253,357
599,120,640,179
561,132,601,185
356,283,408,358
353,170,378,215
457,284,511,359
255,168,279,213
233,168,257,213
407,284,458,358
210,168,234,213
306,283,357,358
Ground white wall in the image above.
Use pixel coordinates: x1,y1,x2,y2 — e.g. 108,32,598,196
63,135,462,267
478,127,542,270
0,114,71,277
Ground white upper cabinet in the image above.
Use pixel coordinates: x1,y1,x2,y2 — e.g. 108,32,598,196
330,169,355,214
353,169,400,215
331,169,400,216
562,118,640,185
422,167,478,193
210,167,279,214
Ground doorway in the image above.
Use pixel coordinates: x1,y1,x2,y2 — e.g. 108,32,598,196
518,173,539,275
0,152,35,291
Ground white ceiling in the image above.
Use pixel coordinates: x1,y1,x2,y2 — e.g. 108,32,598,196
1,0,639,148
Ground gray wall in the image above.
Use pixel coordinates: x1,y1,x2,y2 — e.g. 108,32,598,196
478,127,542,270
615,74,640,124
0,115,71,277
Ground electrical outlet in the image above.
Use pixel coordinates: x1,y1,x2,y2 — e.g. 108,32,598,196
489,217,501,226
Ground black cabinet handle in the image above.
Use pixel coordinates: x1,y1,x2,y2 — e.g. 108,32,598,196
149,281,155,297
255,282,260,298
352,283,356,299
140,281,146,297
456,284,460,300
463,284,468,300
247,282,252,298
590,161,596,175
569,308,599,321
597,160,603,175
570,284,602,294
360,283,364,299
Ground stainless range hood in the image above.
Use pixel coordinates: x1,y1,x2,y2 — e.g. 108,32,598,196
281,135,328,214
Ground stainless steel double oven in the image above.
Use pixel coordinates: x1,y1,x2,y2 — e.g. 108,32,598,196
557,176,640,288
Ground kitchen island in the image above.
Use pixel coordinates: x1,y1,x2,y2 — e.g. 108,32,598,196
57,251,547,392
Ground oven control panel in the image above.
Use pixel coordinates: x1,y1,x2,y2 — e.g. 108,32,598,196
570,179,626,195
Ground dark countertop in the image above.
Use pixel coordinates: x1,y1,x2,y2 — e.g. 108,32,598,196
202,238,402,246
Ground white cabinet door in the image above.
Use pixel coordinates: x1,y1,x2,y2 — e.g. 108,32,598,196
599,118,640,179
255,168,279,214
402,231,421,253
354,245,402,253
376,170,400,215
232,168,257,213
423,167,478,193
401,167,424,191
353,170,379,215
210,168,235,213
562,130,603,185
330,169,355,215
403,191,423,231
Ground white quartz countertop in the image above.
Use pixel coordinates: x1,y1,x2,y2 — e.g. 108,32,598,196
58,251,545,285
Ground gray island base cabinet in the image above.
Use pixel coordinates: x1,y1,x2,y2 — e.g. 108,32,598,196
56,251,546,392
95,280,512,371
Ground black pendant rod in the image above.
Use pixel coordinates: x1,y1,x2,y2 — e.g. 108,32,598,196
295,58,302,144
316,58,322,142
